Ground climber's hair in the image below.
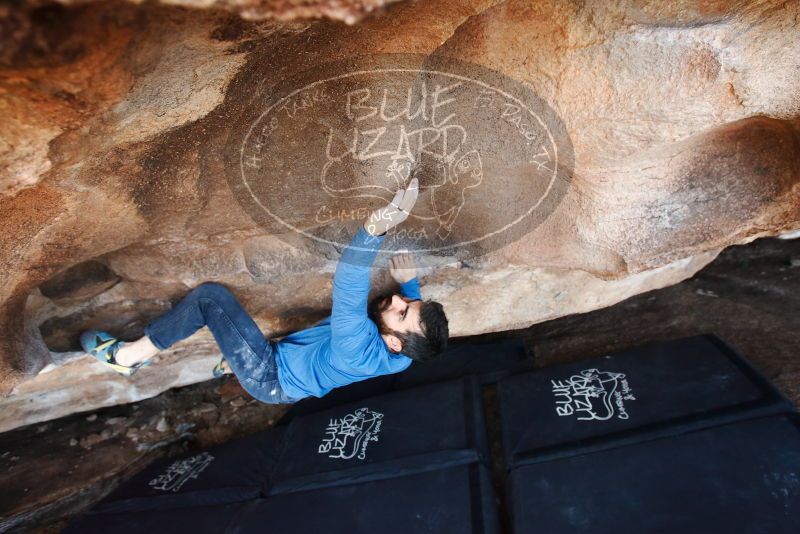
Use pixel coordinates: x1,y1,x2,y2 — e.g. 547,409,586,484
371,298,449,362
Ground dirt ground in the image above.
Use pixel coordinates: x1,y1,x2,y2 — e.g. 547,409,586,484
0,236,798,532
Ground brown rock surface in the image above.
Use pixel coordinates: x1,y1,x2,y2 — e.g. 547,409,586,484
0,0,798,430
17,0,402,24
1,235,797,532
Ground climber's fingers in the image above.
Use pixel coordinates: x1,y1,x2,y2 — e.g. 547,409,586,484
398,177,419,215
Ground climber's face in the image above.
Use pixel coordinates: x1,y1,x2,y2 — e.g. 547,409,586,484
377,294,423,334
368,293,424,353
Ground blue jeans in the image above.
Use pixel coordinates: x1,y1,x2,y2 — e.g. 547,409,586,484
143,282,298,404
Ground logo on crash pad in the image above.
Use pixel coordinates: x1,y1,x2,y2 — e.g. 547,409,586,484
551,369,636,421
226,54,573,266
149,452,215,492
318,407,384,461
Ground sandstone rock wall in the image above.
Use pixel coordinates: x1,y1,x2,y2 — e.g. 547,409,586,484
19,0,402,24
0,0,798,431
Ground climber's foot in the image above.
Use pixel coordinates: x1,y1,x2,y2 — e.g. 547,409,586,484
212,358,231,378
80,330,150,377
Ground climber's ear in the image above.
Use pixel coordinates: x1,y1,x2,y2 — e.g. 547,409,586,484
382,333,402,353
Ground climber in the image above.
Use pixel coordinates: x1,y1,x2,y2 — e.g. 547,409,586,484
79,177,449,404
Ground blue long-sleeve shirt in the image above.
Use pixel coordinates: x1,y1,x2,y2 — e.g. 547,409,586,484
274,226,419,400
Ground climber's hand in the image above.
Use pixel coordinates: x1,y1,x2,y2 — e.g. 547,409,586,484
389,250,417,284
363,177,419,237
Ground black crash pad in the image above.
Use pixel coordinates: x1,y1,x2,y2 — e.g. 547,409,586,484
269,377,489,495
80,427,286,515
509,414,800,534
66,377,492,532
65,500,251,534
236,463,499,534
498,334,792,468
68,463,498,534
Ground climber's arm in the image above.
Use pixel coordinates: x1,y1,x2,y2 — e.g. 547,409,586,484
330,178,419,357
399,278,421,300
329,226,385,356
391,251,421,300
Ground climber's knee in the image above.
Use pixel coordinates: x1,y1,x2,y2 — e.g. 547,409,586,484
193,282,234,301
